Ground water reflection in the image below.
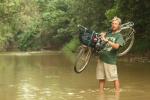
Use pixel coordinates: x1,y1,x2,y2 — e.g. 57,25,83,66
0,52,150,100
96,93,120,100
17,80,39,100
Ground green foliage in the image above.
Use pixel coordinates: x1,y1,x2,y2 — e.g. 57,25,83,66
0,0,149,54
132,39,150,54
0,0,113,51
62,37,80,52
105,7,118,21
106,0,150,53
16,20,41,51
0,23,13,50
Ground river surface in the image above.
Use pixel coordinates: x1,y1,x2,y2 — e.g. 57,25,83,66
0,51,150,100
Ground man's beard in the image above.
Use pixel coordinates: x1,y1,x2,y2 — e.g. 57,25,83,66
112,27,120,32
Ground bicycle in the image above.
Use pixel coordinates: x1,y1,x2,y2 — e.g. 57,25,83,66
74,22,135,73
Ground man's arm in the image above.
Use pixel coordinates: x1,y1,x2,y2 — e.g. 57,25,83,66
100,35,120,49
107,34,125,49
107,41,120,49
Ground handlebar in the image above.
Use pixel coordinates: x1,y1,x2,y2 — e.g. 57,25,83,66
121,22,134,30
77,24,88,30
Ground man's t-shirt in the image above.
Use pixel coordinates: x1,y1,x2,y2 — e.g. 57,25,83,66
99,32,125,65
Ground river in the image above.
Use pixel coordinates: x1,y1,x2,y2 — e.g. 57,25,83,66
0,51,150,100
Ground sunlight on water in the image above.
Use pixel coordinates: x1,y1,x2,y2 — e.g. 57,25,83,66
17,80,39,100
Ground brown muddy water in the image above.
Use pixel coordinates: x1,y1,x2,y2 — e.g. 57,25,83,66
0,51,150,100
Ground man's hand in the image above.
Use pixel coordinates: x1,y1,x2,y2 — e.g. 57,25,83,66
100,32,106,37
99,32,108,42
100,35,108,42
99,32,120,49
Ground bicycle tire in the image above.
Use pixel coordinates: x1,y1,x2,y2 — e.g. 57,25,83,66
74,46,91,73
118,29,135,56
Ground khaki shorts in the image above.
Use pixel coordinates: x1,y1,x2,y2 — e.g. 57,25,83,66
96,59,118,81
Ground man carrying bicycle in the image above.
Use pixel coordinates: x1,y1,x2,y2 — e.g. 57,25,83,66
96,17,125,93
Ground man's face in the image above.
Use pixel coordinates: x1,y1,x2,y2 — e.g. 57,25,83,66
111,20,120,31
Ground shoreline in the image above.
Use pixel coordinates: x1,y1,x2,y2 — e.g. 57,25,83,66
0,50,149,63
118,54,150,63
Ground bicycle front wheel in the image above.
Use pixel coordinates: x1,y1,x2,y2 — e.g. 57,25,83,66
74,46,91,73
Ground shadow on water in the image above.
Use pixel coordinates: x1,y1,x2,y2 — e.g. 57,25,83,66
0,51,150,100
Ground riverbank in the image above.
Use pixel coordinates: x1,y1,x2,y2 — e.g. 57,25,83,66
62,49,150,63
0,50,149,63
0,50,62,56
119,54,150,63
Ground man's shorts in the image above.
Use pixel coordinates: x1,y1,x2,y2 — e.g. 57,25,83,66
96,59,118,81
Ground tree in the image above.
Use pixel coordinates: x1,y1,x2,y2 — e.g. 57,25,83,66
106,0,150,53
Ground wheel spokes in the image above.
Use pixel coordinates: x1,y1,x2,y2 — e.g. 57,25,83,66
118,27,135,56
75,47,91,72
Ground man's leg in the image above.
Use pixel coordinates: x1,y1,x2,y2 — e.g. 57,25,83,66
99,79,105,93
114,80,120,92
96,59,105,93
103,63,120,91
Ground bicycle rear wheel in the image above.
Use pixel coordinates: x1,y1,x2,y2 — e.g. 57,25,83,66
118,28,135,56
74,46,91,73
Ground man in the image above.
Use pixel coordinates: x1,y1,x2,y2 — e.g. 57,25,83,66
96,17,125,93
